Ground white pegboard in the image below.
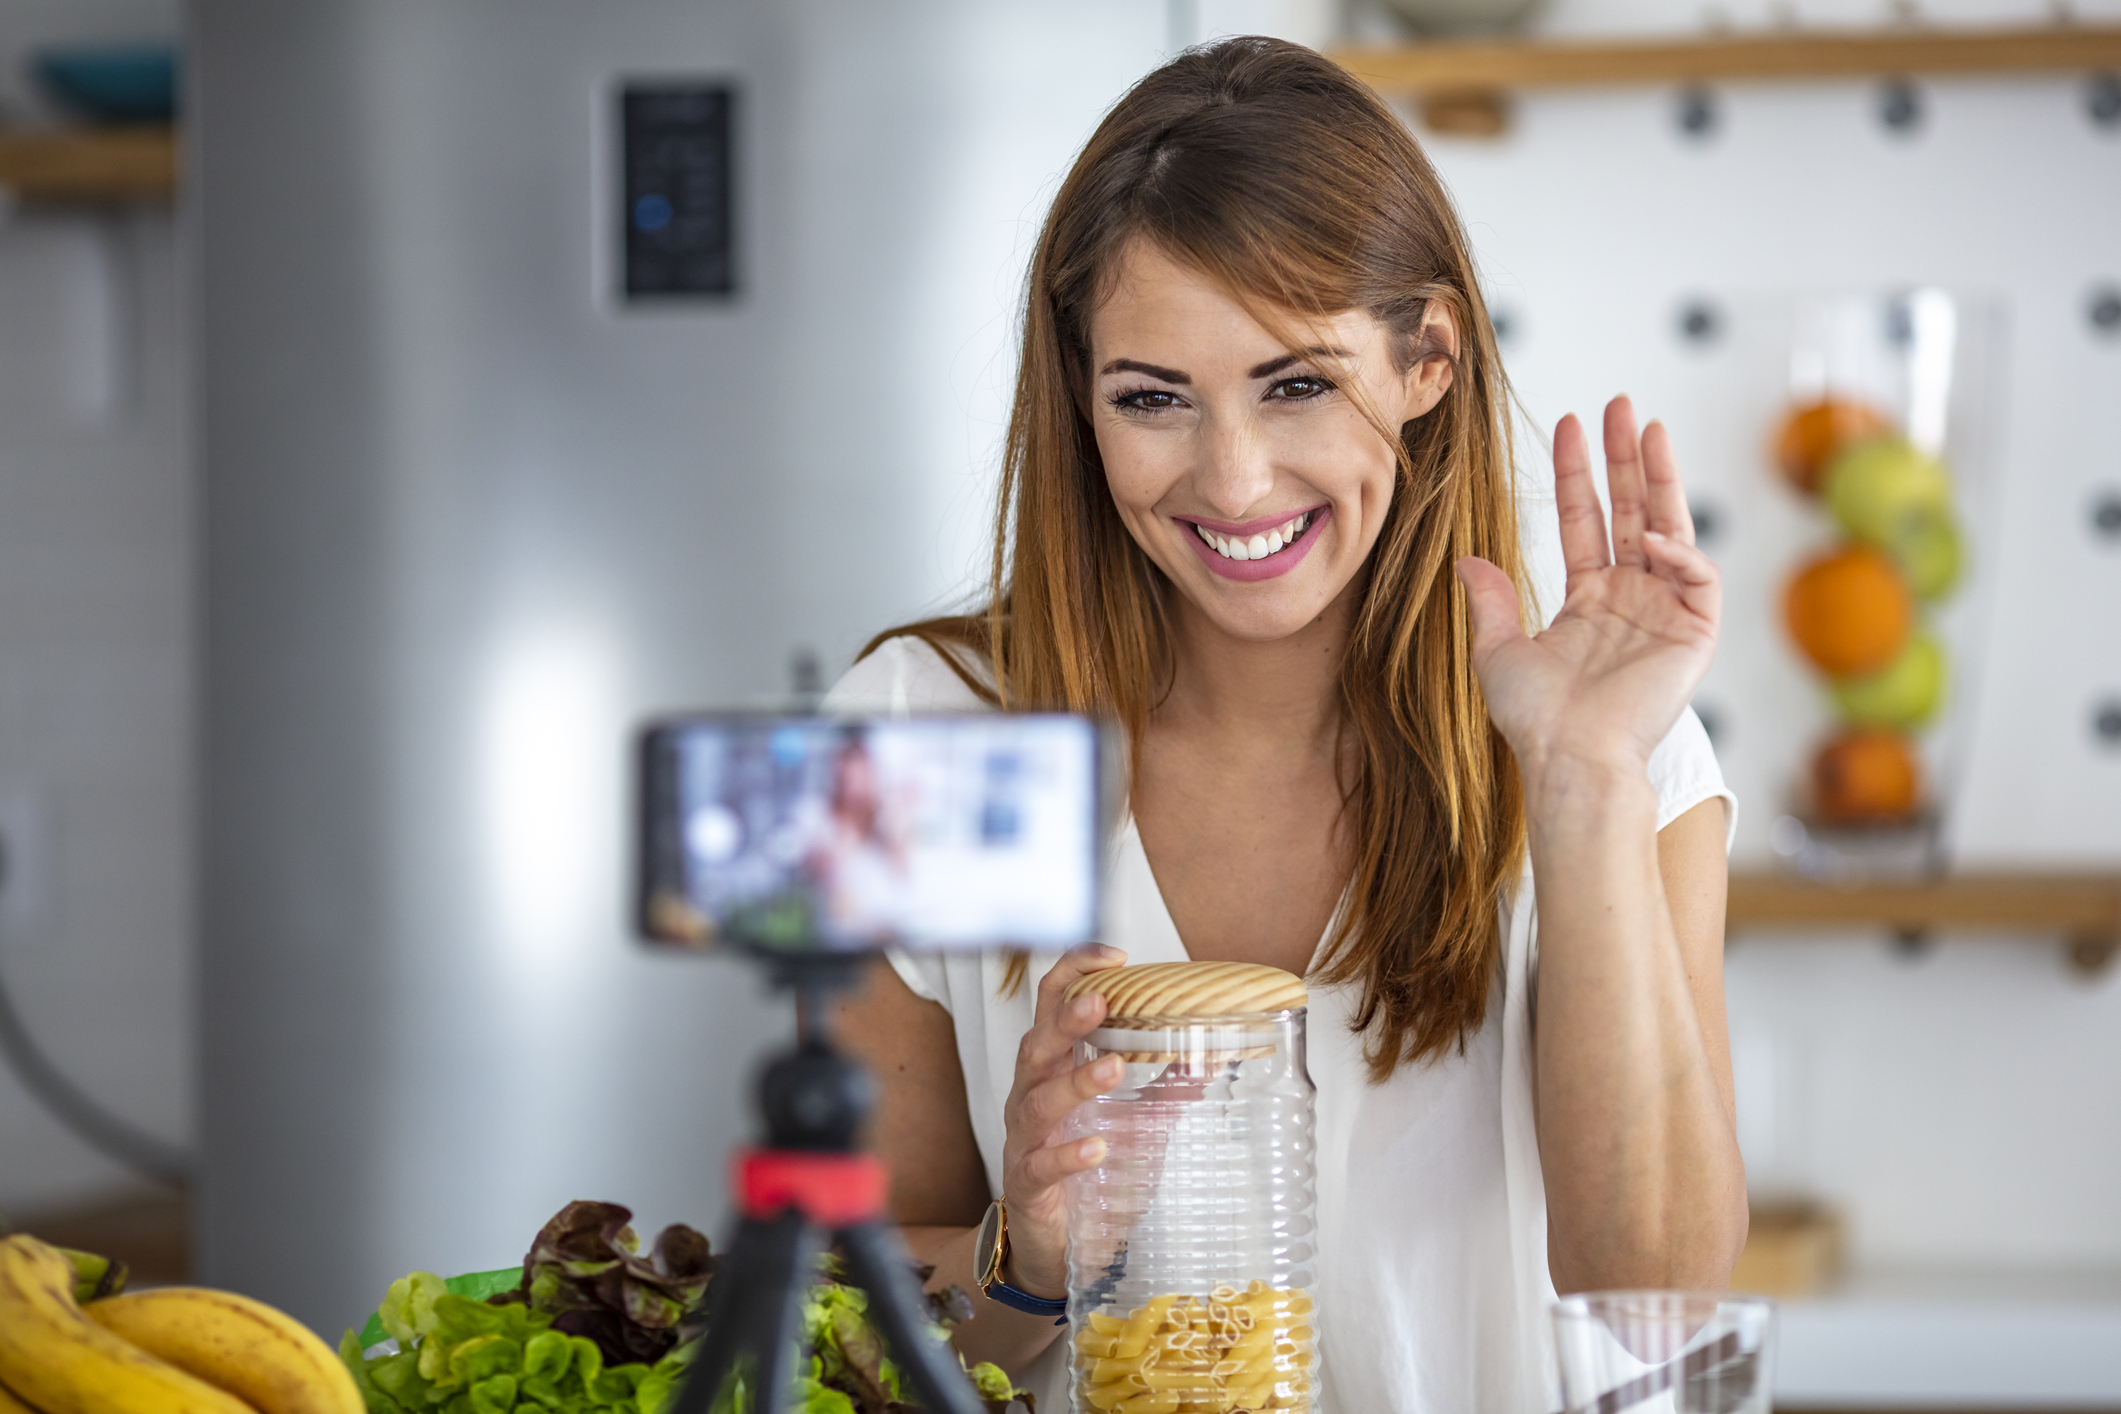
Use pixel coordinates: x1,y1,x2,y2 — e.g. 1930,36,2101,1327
1426,70,2121,866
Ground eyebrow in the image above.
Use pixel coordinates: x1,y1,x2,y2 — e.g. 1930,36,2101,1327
1097,346,1355,384
1247,346,1353,379
1100,358,1189,383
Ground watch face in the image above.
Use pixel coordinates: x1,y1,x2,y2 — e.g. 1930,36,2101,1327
975,1201,1005,1287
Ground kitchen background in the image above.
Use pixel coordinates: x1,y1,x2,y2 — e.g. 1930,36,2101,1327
0,0,2115,1407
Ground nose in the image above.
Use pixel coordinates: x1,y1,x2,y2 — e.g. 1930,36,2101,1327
1190,407,1276,521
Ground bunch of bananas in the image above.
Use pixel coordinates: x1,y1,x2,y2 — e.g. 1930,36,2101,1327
0,1234,362,1414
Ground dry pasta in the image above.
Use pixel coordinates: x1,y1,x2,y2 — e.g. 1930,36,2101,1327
1072,1282,1314,1414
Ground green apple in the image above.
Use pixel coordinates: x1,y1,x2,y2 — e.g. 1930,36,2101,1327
1831,632,1947,728
1823,435,1951,545
1891,506,1964,601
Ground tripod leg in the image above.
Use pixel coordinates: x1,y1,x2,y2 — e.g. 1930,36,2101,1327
672,1211,814,1414
838,1221,992,1414
750,1212,825,1414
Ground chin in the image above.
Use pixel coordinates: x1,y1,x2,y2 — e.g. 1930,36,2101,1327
1189,581,1339,643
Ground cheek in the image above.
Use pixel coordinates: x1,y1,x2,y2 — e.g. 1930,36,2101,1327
1094,420,1187,513
1269,407,1398,494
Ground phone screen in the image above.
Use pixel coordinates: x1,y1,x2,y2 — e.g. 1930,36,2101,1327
638,713,1104,953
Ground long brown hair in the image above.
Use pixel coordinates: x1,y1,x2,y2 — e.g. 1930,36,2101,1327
868,37,1528,1080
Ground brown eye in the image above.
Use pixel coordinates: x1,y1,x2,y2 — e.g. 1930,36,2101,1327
1269,377,1333,401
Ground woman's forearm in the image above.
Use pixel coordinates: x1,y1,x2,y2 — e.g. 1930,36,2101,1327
1526,761,1747,1293
901,1224,1069,1373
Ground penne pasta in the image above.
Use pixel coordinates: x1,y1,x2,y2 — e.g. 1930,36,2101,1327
1076,1285,1313,1414
1115,1391,1182,1414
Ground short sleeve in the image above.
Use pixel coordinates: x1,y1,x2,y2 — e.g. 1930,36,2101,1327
1648,706,1737,852
822,635,990,715
886,951,950,1008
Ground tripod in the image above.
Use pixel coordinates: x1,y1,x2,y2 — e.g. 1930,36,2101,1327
671,954,991,1414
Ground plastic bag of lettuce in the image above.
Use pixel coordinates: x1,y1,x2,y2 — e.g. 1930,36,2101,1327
340,1200,1034,1414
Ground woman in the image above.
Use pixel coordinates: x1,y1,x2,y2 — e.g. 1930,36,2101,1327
827,36,1745,1413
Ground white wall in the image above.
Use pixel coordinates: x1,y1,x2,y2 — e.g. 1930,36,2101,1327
0,0,191,1215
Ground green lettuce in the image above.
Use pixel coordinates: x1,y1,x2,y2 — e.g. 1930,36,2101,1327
341,1199,1032,1414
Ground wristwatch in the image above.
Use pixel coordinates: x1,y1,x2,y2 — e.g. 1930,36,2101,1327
975,1199,1069,1323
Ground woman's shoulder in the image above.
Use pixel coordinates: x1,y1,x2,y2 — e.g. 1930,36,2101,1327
822,633,996,715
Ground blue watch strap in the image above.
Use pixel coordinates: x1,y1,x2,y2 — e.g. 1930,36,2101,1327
984,1278,1069,1324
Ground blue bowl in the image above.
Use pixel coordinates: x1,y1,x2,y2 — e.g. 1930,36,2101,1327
32,44,179,125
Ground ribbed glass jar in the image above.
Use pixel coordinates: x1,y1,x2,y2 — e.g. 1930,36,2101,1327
1061,963,1319,1414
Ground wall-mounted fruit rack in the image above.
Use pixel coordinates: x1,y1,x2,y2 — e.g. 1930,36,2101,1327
1331,22,2121,136
0,127,176,203
1726,871,2121,977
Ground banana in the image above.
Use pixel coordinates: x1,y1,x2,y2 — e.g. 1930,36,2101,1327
0,1235,253,1414
58,1246,129,1304
0,1375,42,1414
86,1288,363,1414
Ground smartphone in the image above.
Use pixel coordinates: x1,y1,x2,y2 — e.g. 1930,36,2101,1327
637,712,1106,953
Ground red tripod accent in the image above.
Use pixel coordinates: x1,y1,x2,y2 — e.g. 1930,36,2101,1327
735,1148,889,1228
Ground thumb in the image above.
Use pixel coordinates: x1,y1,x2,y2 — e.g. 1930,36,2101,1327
1454,556,1526,664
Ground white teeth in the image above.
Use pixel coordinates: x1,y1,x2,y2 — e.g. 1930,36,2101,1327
1192,512,1317,562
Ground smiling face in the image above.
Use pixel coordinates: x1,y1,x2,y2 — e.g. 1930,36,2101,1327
1088,240,1455,645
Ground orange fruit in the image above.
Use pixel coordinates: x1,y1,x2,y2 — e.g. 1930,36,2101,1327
1810,729,1922,823
1782,543,1914,676
1774,397,1892,495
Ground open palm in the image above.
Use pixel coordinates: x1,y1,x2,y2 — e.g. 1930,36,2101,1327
1455,397,1721,780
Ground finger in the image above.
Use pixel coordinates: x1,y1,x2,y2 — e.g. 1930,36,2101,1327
1643,530,1722,628
1640,420,1694,547
1015,1053,1125,1137
1032,943,1126,1026
1014,1133,1108,1193
1603,396,1649,569
1012,987,1110,1091
1454,556,1526,668
1551,413,1609,577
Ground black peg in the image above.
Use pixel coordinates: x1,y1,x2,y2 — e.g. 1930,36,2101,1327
1677,299,1722,346
2090,287,2121,336
2092,491,2121,540
1490,305,1518,347
2096,700,2121,746
2089,72,2121,128
1689,500,1721,545
1676,86,1719,139
1883,296,1917,348
1693,702,1723,746
1878,77,1923,135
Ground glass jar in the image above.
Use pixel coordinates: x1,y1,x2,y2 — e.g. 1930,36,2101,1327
1061,962,1318,1414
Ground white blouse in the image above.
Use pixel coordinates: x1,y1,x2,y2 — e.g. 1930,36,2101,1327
825,635,1737,1414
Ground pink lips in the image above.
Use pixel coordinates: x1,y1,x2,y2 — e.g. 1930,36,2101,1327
1179,506,1332,583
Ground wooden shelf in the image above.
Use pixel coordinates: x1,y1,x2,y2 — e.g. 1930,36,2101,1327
1332,24,2121,94
1331,23,2121,135
0,127,177,204
1726,870,2121,976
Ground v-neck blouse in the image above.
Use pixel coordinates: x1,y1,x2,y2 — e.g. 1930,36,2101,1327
825,635,1736,1414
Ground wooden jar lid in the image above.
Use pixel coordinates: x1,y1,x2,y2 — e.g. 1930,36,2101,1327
1062,960,1307,1018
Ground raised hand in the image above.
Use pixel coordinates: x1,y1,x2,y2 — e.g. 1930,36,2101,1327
1453,395,1720,785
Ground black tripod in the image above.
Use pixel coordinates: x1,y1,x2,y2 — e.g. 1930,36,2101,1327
671,955,990,1414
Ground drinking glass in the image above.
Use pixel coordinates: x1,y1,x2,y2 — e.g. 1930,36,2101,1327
1551,1291,1776,1414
